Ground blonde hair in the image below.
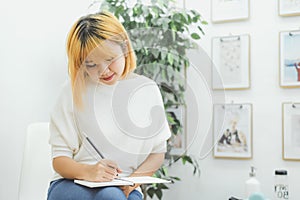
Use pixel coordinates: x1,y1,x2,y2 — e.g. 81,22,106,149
66,11,136,109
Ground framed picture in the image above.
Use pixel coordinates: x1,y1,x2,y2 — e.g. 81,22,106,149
279,0,300,16
279,30,300,88
211,0,249,23
213,103,252,159
212,34,251,90
282,102,300,161
166,104,186,155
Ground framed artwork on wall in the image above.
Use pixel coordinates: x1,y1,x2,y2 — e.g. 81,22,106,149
279,30,300,88
211,0,249,23
282,102,300,161
166,104,186,155
212,34,251,90
213,103,252,159
279,0,300,16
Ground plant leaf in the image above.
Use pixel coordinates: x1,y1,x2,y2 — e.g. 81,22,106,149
169,176,181,181
162,166,168,176
147,187,155,198
191,33,201,40
202,20,208,25
155,189,163,199
158,183,169,190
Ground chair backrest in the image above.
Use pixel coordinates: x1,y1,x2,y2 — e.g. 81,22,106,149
18,122,53,200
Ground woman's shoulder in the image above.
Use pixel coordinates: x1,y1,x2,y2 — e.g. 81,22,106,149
53,79,73,107
123,72,157,85
59,79,73,97
121,73,162,98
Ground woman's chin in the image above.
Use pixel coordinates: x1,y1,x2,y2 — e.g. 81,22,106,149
101,81,116,85
98,77,118,85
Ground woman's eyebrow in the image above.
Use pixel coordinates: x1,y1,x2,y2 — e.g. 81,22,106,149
85,60,93,64
105,57,114,61
84,60,97,66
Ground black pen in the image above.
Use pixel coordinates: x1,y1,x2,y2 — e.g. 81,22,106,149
82,132,136,185
83,132,119,170
83,132,115,169
83,132,105,159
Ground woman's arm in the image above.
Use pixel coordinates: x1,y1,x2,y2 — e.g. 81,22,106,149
53,156,121,182
120,153,165,197
131,153,165,177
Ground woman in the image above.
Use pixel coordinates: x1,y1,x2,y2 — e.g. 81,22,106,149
47,11,171,200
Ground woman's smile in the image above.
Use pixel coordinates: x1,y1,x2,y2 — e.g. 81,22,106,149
100,73,115,81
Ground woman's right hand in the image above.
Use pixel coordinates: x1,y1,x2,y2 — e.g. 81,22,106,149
52,156,122,182
84,159,122,182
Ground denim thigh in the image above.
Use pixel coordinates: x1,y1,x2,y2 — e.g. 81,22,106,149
47,179,96,200
128,190,143,200
47,179,142,200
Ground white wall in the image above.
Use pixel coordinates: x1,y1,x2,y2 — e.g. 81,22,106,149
2,0,300,200
0,0,96,199
164,0,300,199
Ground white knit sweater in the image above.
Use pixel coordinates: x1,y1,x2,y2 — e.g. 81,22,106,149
49,73,171,181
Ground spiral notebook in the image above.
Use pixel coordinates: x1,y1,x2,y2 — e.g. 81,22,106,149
74,176,171,188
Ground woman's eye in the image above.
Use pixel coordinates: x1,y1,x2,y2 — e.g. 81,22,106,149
105,57,114,62
86,64,97,68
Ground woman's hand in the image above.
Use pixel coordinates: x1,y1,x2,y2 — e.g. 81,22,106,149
53,156,122,182
84,159,122,182
119,185,140,198
118,153,165,197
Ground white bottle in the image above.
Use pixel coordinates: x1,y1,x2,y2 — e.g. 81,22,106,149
274,169,289,200
245,166,261,198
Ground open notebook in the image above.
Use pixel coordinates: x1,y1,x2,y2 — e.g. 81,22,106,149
74,176,172,188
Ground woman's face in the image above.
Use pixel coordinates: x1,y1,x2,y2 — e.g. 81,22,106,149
84,41,126,85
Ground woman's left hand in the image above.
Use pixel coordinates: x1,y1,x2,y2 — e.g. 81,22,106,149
119,185,136,198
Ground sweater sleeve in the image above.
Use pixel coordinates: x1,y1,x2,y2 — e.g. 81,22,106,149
151,133,170,153
150,82,172,154
49,82,81,159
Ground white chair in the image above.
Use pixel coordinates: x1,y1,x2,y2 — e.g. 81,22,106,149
18,122,53,200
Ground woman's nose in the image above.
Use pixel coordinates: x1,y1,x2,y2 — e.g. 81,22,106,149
99,66,110,76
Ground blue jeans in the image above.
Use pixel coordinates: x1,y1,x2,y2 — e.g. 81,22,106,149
47,179,143,200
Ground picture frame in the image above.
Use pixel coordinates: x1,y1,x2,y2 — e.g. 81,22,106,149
279,0,300,17
282,102,300,161
166,104,187,155
212,34,251,90
211,0,249,23
279,30,300,88
213,103,252,159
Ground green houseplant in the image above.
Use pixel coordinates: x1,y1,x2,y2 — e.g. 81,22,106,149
98,0,207,199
